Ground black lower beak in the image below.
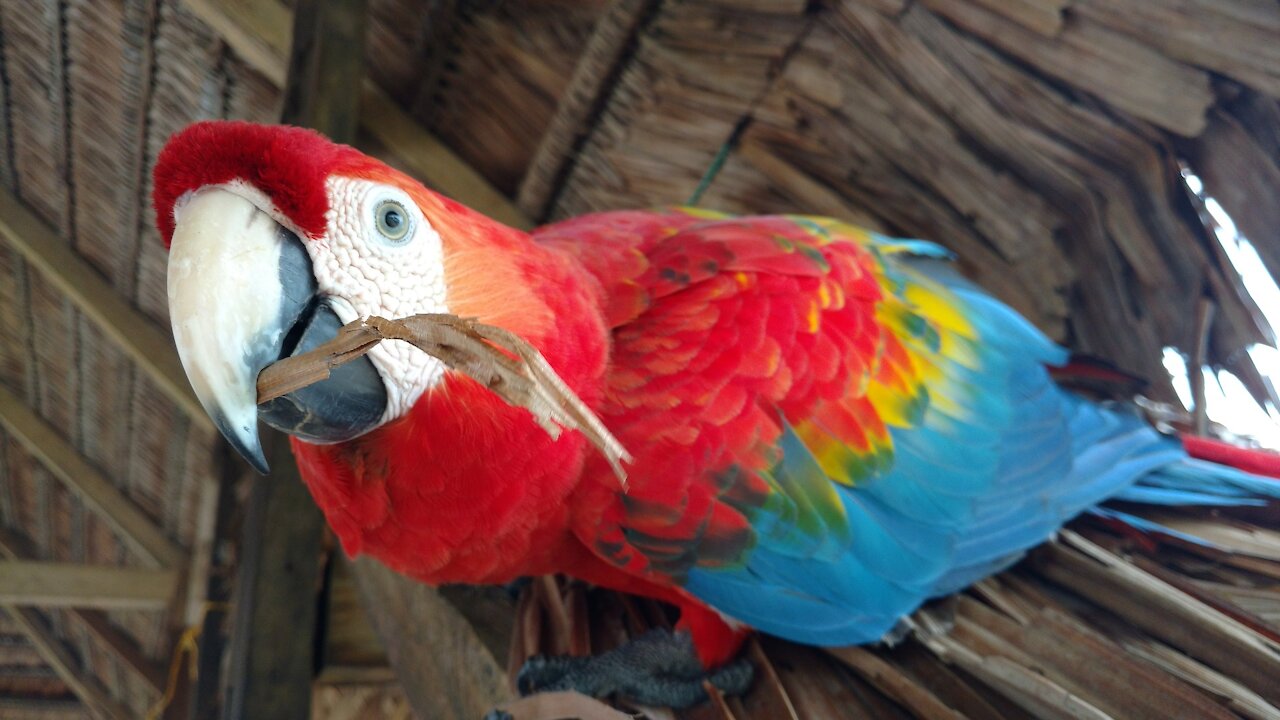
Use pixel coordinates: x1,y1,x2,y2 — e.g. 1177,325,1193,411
259,298,387,445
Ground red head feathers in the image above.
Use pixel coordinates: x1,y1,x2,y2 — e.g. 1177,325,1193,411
152,121,372,245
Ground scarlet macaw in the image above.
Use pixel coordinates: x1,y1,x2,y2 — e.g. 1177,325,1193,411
156,121,1279,706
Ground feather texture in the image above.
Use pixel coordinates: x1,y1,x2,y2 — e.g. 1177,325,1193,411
156,124,1277,674
545,209,1280,658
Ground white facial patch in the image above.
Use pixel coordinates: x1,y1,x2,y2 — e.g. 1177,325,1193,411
306,176,450,423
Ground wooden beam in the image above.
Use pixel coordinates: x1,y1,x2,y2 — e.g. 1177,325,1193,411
358,84,531,229
0,187,212,434
182,461,239,720
1,607,133,720
223,3,364,720
0,696,88,720
0,528,169,696
180,0,531,228
182,475,220,626
281,0,364,143
183,0,290,86
351,558,513,720
74,610,168,697
318,556,393,684
0,385,186,570
223,435,329,720
0,561,176,610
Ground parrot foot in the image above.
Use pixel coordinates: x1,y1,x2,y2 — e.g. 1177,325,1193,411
516,629,754,708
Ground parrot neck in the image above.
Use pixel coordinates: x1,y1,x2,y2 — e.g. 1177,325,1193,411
291,238,613,584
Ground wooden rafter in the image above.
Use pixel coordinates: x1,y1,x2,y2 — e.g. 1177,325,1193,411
0,697,87,720
516,0,655,220
184,0,290,86
1,607,132,720
359,84,532,229
73,609,168,696
0,187,211,434
351,558,512,718
0,385,186,570
0,527,169,695
0,561,176,611
180,0,531,228
181,462,239,718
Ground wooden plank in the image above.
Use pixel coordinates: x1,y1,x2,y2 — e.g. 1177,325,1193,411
351,557,513,720
222,441,327,720
920,0,1213,136
359,83,531,229
1074,0,1280,98
0,186,212,434
73,609,167,696
0,385,186,569
966,0,1066,36
0,696,88,720
0,561,176,610
182,0,290,86
180,0,530,228
2,607,132,720
1032,532,1280,706
281,0,363,143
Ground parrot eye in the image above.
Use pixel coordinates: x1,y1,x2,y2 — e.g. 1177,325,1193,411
374,200,412,243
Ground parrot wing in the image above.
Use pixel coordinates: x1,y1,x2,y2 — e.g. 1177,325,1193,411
543,210,1177,646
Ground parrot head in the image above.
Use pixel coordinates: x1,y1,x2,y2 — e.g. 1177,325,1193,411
154,121,543,473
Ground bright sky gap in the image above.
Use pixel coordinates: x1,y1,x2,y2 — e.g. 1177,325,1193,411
1167,170,1280,449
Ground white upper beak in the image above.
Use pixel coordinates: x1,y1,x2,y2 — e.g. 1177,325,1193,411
167,188,293,472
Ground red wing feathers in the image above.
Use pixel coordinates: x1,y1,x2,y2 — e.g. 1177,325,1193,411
544,210,892,583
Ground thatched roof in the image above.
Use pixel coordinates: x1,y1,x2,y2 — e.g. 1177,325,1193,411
0,0,1276,718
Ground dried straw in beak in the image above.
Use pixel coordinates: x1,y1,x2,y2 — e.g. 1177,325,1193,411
256,313,632,485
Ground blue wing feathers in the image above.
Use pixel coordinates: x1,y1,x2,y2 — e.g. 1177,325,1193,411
679,237,1280,647
1114,458,1277,506
1112,487,1268,507
842,493,953,585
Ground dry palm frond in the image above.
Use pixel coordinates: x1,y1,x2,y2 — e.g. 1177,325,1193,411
256,313,632,483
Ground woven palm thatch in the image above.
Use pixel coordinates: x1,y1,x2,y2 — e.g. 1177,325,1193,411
0,0,1277,718
0,0,278,715
534,0,1278,403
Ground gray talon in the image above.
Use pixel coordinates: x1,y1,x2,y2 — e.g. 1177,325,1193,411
515,629,755,708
